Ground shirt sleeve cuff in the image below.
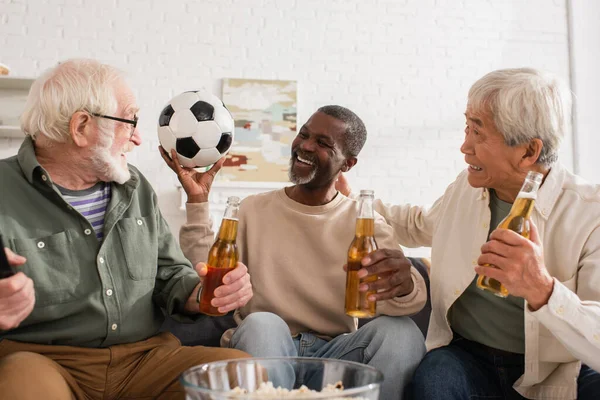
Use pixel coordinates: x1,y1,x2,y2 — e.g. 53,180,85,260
393,266,426,304
378,266,427,316
185,202,211,224
529,278,576,323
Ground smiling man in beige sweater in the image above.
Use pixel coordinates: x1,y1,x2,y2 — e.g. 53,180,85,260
162,105,427,400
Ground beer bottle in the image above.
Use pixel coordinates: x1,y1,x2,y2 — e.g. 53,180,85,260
345,190,378,318
199,196,240,316
477,171,543,297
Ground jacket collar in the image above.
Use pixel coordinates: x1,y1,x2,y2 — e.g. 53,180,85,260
533,163,565,220
477,163,566,221
17,136,43,185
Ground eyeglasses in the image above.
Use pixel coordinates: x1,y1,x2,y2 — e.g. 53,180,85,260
91,113,138,138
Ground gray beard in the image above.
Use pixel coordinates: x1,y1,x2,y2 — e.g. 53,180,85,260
288,158,317,185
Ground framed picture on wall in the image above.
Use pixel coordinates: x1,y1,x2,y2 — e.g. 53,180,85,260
218,78,297,186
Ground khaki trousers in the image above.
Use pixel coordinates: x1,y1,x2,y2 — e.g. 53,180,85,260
0,332,249,400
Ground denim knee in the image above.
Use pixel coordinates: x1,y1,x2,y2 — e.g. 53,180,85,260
236,312,288,336
410,347,470,399
230,312,294,355
362,317,424,348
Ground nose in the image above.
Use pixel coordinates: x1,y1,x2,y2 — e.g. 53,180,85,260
460,129,473,155
131,126,142,146
299,137,316,153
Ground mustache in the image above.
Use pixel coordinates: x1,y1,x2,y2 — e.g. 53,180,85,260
123,142,135,153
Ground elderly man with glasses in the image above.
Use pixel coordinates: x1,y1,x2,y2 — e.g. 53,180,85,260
0,58,252,400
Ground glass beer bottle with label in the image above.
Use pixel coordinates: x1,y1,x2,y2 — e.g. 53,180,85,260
199,196,240,316
345,189,378,318
477,171,543,297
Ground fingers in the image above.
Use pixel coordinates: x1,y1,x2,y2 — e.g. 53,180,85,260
361,272,410,293
0,274,35,330
0,295,35,330
480,240,514,259
474,265,506,283
369,281,413,301
7,277,34,313
477,253,507,270
210,263,252,312
0,272,29,298
194,262,208,277
170,149,185,175
206,157,226,178
221,262,247,285
212,286,253,313
529,219,541,245
335,173,351,196
214,269,250,298
361,248,405,267
359,250,411,278
4,248,26,266
489,228,528,246
12,294,35,327
158,146,177,171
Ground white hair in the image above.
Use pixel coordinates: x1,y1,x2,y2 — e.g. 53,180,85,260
467,68,572,167
20,58,124,143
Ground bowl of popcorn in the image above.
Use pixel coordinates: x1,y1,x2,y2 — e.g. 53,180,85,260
180,357,383,399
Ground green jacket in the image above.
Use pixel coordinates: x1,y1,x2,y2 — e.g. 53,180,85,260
0,137,200,347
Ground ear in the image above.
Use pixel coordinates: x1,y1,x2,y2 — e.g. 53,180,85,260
342,157,358,172
519,138,543,168
69,111,93,147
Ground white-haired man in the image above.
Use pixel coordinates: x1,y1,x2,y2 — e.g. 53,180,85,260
337,68,600,399
0,59,252,400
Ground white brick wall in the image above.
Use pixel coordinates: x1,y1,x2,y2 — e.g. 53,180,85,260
0,0,572,257
569,0,600,183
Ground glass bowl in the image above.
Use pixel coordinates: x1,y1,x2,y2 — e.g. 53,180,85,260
180,357,383,399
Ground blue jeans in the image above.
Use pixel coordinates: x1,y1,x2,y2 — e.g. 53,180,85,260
229,312,426,400
409,333,600,399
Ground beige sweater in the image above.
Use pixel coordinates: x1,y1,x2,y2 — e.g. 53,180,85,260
180,189,426,343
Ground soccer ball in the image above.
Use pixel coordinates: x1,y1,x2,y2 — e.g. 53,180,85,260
157,90,235,168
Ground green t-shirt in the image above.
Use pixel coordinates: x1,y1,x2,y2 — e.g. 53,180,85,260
448,189,525,354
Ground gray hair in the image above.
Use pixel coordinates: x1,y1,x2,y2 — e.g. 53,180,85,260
317,105,367,157
21,59,124,143
468,67,572,167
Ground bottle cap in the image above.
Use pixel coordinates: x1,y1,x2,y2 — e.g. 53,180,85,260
526,171,543,184
227,196,240,205
359,189,374,196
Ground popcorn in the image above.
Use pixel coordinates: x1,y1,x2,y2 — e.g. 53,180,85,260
228,381,367,399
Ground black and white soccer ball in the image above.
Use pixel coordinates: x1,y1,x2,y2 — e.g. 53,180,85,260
157,90,234,168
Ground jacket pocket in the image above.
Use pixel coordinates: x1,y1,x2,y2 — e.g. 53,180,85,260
115,215,158,281
11,231,85,307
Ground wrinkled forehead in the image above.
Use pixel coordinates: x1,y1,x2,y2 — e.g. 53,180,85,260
304,111,347,137
465,101,493,120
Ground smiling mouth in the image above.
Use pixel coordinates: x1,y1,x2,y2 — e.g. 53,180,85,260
469,164,482,171
296,155,315,166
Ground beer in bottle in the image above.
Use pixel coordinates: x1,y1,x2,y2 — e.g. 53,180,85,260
199,196,240,316
477,171,543,297
345,190,378,318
